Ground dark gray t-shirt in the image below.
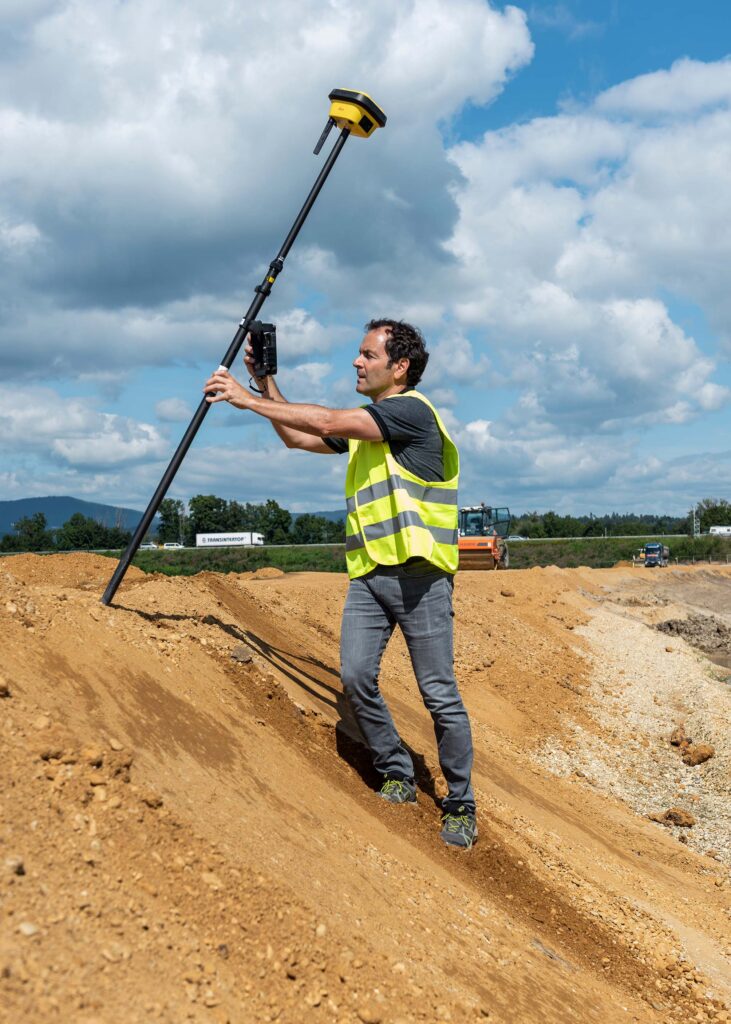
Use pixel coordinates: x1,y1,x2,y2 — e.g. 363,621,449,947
323,388,445,481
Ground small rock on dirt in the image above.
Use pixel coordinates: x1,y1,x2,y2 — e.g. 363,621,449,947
500,589,514,598
356,1007,382,1024
101,942,131,963
231,645,253,664
4,856,25,876
35,738,66,761
33,715,51,730
0,676,11,698
670,726,687,747
140,791,163,809
82,747,104,767
649,807,696,828
108,736,124,751
682,744,715,766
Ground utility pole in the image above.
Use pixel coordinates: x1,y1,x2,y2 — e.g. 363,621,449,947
689,505,700,538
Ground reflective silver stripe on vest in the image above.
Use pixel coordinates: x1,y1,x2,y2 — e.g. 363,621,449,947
348,511,457,549
346,531,366,552
346,475,458,515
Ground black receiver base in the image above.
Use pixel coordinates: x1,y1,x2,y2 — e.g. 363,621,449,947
248,322,277,378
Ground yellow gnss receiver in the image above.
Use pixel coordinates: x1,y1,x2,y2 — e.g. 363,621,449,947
313,89,387,154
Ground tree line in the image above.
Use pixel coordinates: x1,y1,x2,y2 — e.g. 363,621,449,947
0,512,132,552
2,496,728,553
510,499,731,538
157,497,345,546
0,497,345,552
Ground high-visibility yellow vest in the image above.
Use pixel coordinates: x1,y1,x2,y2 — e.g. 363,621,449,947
345,391,459,579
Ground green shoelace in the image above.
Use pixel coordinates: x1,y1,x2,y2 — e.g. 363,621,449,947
382,779,410,798
442,813,472,832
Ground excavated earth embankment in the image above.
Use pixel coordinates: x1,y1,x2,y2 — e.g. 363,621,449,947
1,555,730,1024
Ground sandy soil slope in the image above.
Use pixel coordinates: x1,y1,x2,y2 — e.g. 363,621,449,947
1,555,730,1024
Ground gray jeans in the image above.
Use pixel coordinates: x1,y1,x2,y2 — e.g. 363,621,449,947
340,565,475,814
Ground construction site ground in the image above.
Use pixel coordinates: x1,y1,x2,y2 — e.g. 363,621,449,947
1,555,730,1024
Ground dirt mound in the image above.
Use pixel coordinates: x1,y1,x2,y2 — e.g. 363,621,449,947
2,552,145,589
655,613,731,655
251,567,285,580
2,555,730,1023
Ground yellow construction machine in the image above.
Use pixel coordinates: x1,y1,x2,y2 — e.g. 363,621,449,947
458,503,511,570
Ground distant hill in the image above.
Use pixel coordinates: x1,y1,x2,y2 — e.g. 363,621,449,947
0,496,154,536
0,496,345,538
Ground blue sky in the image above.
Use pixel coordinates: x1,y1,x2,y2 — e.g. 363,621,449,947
474,1,731,132
1,0,729,517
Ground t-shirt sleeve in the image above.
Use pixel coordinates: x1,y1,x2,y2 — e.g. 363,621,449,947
323,436,349,454
364,395,436,443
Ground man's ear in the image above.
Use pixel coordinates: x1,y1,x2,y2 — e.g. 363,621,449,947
395,357,410,383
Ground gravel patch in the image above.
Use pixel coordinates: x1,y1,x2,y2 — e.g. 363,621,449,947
534,604,731,865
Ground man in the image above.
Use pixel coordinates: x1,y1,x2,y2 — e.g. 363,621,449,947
204,319,477,848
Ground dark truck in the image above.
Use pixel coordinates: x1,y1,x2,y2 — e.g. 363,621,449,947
644,542,670,567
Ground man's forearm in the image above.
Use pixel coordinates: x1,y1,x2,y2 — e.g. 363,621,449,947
258,375,284,403
254,377,332,449
247,388,335,437
204,366,378,445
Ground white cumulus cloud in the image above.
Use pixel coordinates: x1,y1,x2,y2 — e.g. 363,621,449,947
596,57,731,116
0,386,168,468
441,57,731,444
155,397,193,422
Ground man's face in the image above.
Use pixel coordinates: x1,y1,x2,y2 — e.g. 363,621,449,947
353,329,408,398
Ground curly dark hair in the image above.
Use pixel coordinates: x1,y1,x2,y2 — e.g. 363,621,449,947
365,319,429,386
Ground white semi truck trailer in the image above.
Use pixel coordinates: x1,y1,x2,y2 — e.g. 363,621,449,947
195,532,265,547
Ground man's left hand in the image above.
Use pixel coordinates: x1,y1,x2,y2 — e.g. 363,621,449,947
204,368,253,409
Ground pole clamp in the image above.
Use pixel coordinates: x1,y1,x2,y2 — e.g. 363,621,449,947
255,258,285,297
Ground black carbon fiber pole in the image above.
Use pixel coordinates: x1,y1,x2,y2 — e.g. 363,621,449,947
101,128,351,605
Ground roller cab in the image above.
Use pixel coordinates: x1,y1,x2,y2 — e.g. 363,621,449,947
458,504,511,571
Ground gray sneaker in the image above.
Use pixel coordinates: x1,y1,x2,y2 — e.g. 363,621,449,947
440,808,477,849
378,777,417,804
